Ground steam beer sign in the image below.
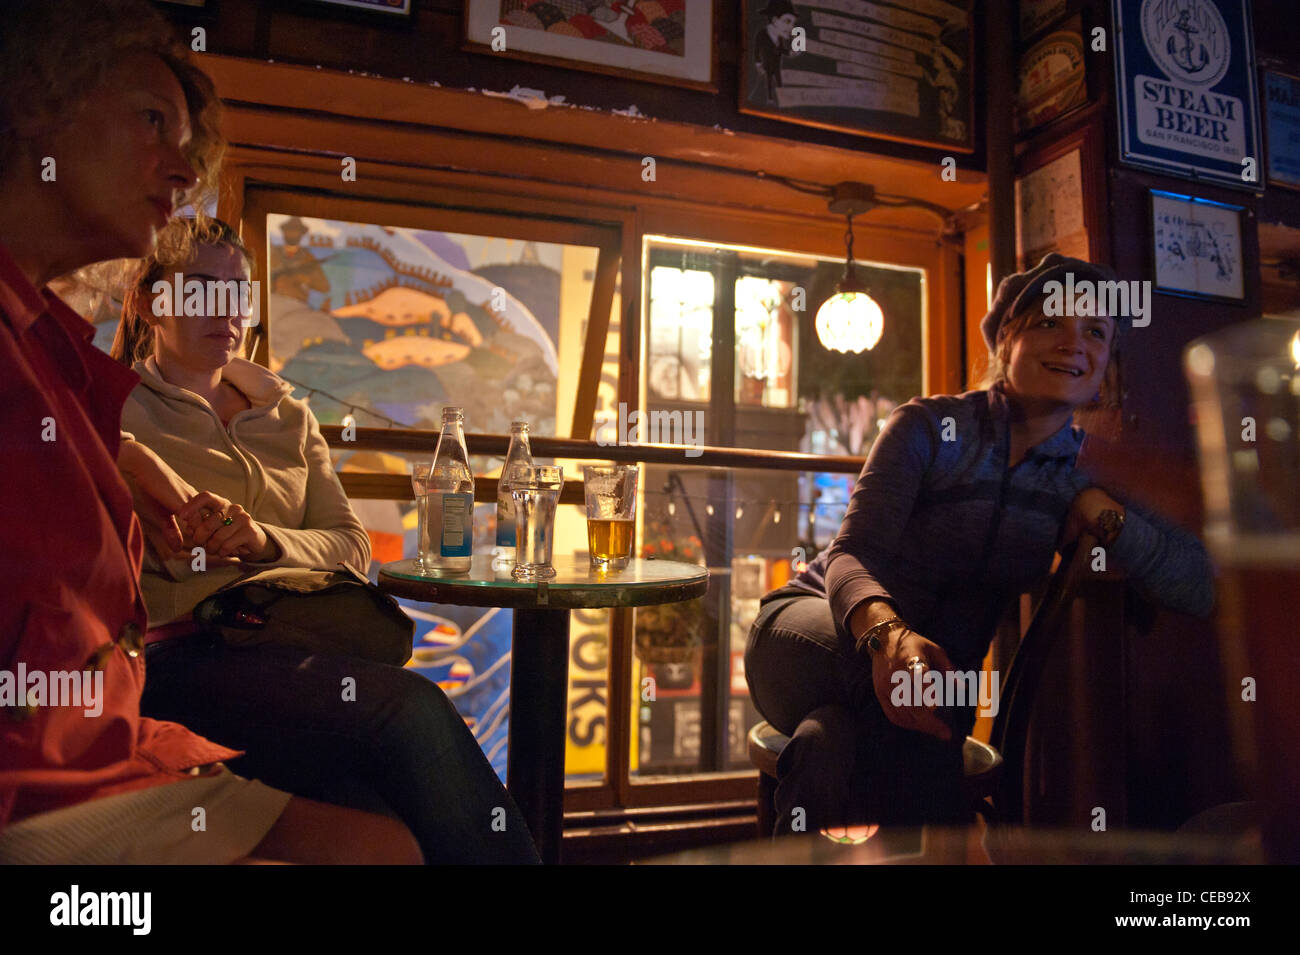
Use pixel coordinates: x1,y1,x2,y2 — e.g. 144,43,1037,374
1112,0,1261,190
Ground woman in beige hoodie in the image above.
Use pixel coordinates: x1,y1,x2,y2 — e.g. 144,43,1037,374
112,217,539,864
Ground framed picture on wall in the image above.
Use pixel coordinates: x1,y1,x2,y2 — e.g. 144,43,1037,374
463,1,717,91
738,0,974,151
1149,190,1245,301
1016,14,1088,135
309,0,411,12
1015,122,1107,270
1263,70,1300,190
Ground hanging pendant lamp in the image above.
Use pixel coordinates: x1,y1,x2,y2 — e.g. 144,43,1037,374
815,183,884,354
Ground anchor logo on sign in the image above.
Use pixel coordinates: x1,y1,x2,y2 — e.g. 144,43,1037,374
1141,0,1229,89
1167,10,1211,75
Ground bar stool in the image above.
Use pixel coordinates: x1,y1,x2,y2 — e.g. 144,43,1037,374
747,533,1094,836
747,721,1003,836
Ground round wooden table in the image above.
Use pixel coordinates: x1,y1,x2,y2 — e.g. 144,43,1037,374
379,554,709,864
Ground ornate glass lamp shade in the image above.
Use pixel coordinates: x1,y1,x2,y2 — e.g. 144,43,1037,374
815,287,884,353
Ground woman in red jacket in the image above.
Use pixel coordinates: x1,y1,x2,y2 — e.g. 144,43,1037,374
0,0,420,863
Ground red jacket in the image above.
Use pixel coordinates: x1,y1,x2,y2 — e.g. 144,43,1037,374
0,242,239,830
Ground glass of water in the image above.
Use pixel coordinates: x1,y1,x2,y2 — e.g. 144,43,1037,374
511,465,564,580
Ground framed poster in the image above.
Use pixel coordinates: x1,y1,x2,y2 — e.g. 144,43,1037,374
1015,121,1107,270
1112,0,1262,191
309,0,410,12
1016,149,1090,269
1017,14,1088,134
1263,70,1300,190
738,0,974,151
464,1,716,91
1150,190,1244,301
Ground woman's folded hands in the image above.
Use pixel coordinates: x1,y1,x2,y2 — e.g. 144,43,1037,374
117,440,278,565
175,490,279,563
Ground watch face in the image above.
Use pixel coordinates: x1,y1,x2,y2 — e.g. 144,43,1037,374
1097,509,1124,541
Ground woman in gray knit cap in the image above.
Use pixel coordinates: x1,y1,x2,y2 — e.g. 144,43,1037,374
745,254,1215,833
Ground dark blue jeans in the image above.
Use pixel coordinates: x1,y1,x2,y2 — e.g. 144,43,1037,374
744,592,973,835
141,634,540,864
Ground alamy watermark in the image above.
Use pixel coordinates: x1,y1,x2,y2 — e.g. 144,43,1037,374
0,665,104,717
1042,272,1151,327
889,666,1000,719
151,274,260,327
595,402,704,458
50,885,150,935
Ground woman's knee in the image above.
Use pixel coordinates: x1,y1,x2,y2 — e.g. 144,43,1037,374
366,665,475,758
744,598,857,734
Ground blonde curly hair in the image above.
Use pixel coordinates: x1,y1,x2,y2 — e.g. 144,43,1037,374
0,0,225,212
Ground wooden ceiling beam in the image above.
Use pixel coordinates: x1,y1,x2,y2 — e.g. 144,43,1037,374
200,53,986,230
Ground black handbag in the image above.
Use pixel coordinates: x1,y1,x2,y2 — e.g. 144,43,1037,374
192,561,414,666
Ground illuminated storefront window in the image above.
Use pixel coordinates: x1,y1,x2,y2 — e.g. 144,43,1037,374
632,237,923,779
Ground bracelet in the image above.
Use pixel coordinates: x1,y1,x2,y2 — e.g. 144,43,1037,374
859,617,905,655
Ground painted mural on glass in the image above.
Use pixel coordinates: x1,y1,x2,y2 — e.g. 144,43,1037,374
266,213,594,782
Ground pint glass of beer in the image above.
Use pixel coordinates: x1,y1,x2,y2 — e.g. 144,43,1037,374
582,465,638,571
1185,314,1300,863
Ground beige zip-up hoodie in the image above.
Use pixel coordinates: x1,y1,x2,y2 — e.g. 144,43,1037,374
121,356,371,627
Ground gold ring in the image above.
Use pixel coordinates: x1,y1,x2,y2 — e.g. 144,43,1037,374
905,655,925,671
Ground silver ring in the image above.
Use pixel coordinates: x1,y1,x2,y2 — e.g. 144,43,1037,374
905,655,925,671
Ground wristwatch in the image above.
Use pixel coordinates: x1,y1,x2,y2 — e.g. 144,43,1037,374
1093,508,1126,547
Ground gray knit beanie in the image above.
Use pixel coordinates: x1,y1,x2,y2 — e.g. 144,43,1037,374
980,253,1122,354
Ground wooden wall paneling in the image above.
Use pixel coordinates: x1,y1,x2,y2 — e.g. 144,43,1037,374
216,167,246,234
220,105,958,237
198,54,986,225
964,212,991,389
932,238,966,397
239,183,620,249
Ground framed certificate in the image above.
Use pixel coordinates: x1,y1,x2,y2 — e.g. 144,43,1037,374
1149,190,1245,302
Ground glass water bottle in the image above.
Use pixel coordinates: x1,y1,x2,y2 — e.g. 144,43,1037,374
494,421,533,568
422,406,474,575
